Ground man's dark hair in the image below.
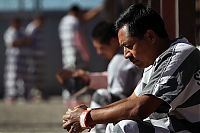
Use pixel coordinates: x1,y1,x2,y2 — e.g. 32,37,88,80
11,17,22,28
11,17,21,24
115,4,168,38
34,14,45,21
68,5,80,13
92,21,117,45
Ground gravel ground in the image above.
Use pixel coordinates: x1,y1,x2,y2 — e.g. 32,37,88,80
0,97,67,133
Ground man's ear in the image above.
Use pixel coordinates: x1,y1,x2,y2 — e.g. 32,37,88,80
144,30,156,44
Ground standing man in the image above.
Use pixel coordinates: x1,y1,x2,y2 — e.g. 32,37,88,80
58,5,91,102
62,4,200,133
4,17,31,103
58,5,90,71
25,14,45,99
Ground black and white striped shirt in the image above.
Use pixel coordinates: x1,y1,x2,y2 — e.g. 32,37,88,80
134,38,200,132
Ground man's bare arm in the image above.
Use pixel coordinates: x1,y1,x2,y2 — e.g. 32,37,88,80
81,6,102,22
89,93,163,125
12,37,32,47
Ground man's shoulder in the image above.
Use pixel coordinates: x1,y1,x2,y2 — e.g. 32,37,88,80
161,38,196,60
169,37,194,51
60,15,79,23
5,26,15,34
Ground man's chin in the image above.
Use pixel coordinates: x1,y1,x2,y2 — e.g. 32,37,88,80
135,64,143,68
130,60,139,66
130,61,145,68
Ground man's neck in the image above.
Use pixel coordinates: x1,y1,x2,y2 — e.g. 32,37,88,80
158,38,171,55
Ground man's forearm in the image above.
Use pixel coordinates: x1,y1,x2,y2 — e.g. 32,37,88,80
89,96,140,125
88,94,163,126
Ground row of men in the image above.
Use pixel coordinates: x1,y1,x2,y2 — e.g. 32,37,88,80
61,3,200,133
56,4,144,133
3,15,45,103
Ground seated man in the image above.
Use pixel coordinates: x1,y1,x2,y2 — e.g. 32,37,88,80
62,4,200,133
78,21,143,133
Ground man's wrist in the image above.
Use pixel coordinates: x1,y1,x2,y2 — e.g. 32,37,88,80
80,108,95,129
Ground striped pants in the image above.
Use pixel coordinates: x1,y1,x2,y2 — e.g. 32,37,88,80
106,120,174,133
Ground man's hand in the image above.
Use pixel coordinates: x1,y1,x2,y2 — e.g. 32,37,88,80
56,69,90,85
63,121,83,133
72,69,90,85
62,105,88,132
56,69,73,85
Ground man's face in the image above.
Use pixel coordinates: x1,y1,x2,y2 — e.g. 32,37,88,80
13,21,21,29
118,25,156,68
92,39,116,60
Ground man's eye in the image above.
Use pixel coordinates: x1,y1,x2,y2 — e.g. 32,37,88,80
124,45,132,49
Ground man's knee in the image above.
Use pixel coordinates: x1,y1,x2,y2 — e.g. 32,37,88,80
91,89,111,106
106,120,139,133
117,120,139,133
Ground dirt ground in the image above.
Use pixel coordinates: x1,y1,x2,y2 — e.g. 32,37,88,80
0,87,93,133
0,97,67,133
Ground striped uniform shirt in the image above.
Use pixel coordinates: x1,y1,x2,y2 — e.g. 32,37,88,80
4,26,24,98
134,38,200,132
58,15,79,70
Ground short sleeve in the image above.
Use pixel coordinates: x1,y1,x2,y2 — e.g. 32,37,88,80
138,44,198,111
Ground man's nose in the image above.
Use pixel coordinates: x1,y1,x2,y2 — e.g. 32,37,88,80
124,47,131,59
